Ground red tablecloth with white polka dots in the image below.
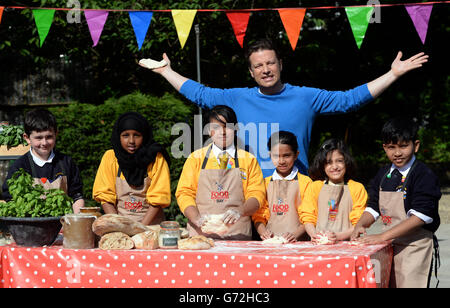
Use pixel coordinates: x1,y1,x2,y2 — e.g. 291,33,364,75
0,241,392,288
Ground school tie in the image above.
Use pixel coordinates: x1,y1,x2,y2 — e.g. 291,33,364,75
218,152,230,169
384,169,403,191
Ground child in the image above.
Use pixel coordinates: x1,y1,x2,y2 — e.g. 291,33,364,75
351,116,441,288
1,109,85,213
175,105,265,240
300,138,367,244
253,131,311,242
92,112,171,225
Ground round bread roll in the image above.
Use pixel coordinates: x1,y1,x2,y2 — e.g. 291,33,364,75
178,235,214,250
99,232,134,250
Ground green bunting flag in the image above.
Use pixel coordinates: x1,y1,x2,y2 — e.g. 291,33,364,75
32,9,56,47
345,6,374,49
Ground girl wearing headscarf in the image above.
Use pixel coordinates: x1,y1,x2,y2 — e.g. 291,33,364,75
93,112,171,225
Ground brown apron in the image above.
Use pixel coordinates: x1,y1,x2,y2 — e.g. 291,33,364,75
316,183,353,233
28,152,68,192
188,145,250,240
379,163,433,288
115,167,165,225
266,175,302,236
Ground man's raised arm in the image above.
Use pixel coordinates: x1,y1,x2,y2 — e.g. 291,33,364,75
139,53,189,92
367,51,429,99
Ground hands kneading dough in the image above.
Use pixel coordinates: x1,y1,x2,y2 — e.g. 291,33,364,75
139,58,168,70
262,235,289,244
200,214,229,236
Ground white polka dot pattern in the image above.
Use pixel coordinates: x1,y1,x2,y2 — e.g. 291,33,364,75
0,241,392,288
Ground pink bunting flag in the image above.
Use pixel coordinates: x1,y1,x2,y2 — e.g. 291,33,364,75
85,10,109,47
405,4,433,44
226,12,251,48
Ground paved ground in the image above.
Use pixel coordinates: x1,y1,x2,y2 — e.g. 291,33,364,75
366,186,450,288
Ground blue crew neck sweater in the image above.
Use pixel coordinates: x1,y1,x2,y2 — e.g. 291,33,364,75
180,80,373,177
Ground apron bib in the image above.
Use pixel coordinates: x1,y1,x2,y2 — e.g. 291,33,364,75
379,162,433,288
115,168,165,225
28,152,68,192
188,145,250,240
316,183,353,233
266,176,302,236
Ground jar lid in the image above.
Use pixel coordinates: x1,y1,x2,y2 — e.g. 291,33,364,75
160,221,180,230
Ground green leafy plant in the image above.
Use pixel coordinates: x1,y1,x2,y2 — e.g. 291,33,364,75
0,169,73,217
0,125,28,148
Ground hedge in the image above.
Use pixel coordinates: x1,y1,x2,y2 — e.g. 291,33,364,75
50,92,194,225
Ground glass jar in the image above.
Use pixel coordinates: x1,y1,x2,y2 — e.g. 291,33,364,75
159,221,180,249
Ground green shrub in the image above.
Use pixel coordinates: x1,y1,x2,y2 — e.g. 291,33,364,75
50,92,194,226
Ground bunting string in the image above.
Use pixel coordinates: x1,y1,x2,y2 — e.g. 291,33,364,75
0,1,448,49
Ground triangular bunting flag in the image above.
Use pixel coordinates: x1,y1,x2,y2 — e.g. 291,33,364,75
171,10,197,49
129,11,153,50
85,10,109,47
345,6,374,49
278,9,306,51
405,4,433,44
32,9,56,47
0,7,4,25
226,12,251,48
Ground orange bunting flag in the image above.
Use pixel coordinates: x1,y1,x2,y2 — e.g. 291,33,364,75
0,7,4,25
278,9,306,51
171,10,197,49
226,12,251,48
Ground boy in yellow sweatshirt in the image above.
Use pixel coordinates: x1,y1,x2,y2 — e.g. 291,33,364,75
176,105,265,240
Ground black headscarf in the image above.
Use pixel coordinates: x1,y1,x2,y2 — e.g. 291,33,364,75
111,112,170,187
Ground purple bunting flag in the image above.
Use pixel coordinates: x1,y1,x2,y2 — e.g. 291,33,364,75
405,4,433,44
85,10,109,47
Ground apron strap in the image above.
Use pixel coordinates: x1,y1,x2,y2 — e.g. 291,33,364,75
428,234,441,288
117,167,122,178
201,145,240,170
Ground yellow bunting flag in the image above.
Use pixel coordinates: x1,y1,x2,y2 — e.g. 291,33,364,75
278,9,306,51
171,10,197,49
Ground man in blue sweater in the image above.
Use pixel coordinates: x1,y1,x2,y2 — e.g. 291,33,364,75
143,39,428,177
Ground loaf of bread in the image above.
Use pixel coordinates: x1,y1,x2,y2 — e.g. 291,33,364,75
178,235,214,250
99,232,134,250
131,230,159,250
92,214,148,236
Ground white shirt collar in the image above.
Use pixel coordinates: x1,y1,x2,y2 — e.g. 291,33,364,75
390,155,416,177
272,166,298,181
211,143,236,161
29,148,55,167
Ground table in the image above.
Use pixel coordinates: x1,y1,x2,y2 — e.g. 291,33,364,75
0,241,392,288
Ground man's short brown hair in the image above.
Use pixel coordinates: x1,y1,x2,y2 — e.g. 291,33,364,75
244,38,281,68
